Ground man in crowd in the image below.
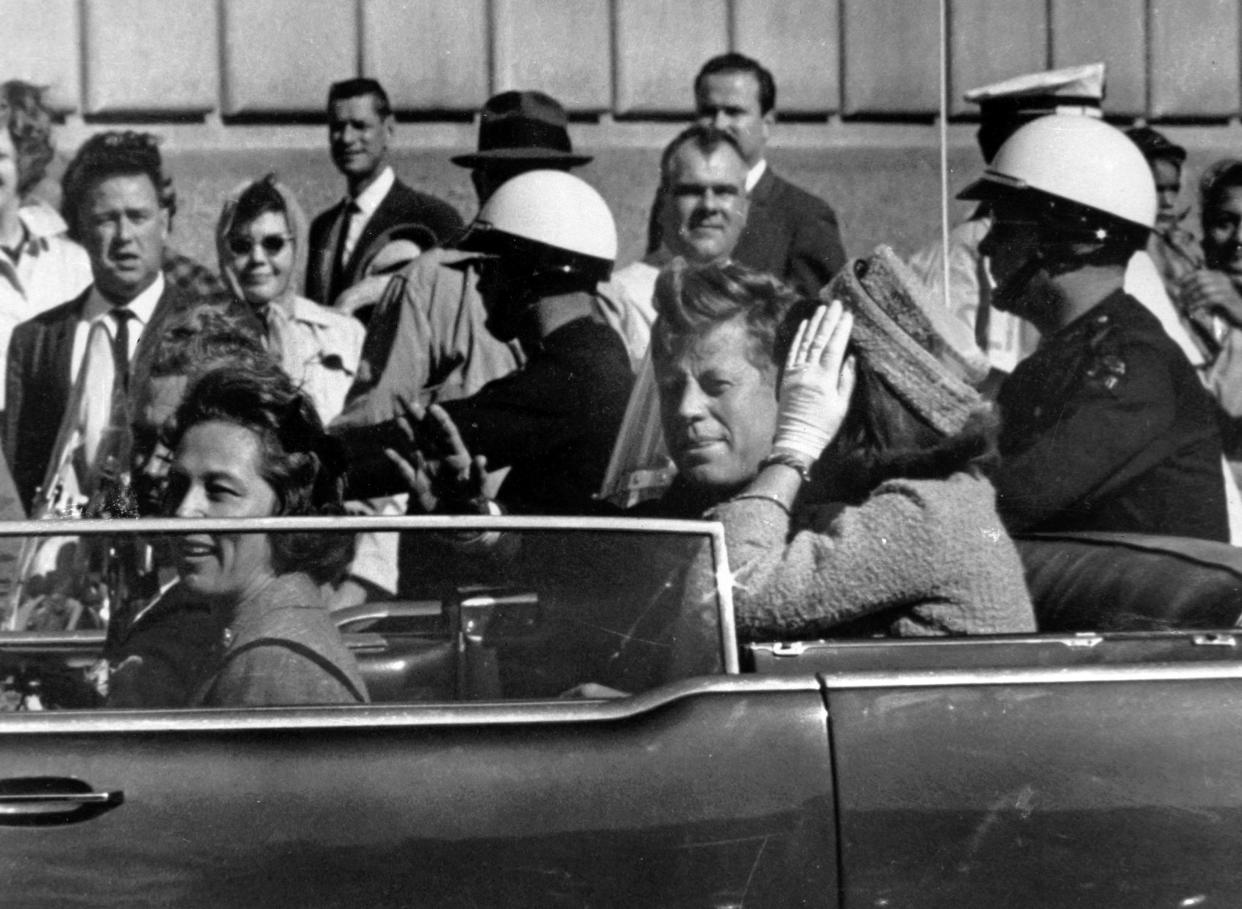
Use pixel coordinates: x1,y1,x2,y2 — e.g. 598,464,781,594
305,78,463,307
384,170,633,516
1127,125,1201,299
4,131,219,513
962,114,1228,539
646,53,845,297
615,124,749,314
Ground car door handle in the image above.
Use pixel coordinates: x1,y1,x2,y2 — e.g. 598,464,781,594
0,777,124,826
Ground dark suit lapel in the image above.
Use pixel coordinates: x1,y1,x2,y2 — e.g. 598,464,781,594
48,289,89,393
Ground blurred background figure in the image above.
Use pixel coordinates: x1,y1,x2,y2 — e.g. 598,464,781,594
0,80,71,237
216,173,364,427
0,91,92,421
1127,126,1200,299
646,53,846,297
305,78,462,308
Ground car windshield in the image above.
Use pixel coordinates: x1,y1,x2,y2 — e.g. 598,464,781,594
0,515,734,710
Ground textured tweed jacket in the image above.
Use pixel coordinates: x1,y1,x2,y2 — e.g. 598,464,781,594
712,471,1036,640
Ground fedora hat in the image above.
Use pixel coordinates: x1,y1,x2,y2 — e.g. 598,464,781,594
451,90,593,168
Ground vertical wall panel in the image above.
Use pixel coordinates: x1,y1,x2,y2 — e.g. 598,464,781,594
494,0,612,112
83,0,218,115
1051,0,1145,117
1150,0,1240,118
614,0,729,115
842,0,940,116
734,0,839,116
363,0,488,111
5,0,81,113
948,0,1046,117
222,0,357,115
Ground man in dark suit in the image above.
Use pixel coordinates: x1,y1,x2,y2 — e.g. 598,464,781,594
305,78,464,307
4,131,207,514
646,53,846,298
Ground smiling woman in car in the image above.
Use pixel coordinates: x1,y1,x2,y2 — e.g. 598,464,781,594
111,360,368,707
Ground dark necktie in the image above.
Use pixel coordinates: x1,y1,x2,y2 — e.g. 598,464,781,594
111,307,134,393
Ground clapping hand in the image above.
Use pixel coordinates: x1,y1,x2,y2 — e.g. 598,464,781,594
384,398,489,514
774,300,856,463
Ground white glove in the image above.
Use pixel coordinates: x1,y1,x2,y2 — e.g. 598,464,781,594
774,301,856,463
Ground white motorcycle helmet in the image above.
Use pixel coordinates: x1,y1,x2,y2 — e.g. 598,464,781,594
960,113,1156,249
459,169,617,286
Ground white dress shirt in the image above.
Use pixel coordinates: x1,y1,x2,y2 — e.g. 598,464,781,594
745,158,767,194
341,166,395,265
71,272,165,386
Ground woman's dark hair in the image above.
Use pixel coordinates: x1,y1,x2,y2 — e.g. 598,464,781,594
1200,159,1242,269
817,359,998,504
166,361,354,584
229,174,287,232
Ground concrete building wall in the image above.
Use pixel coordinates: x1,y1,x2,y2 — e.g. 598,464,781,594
6,0,1242,148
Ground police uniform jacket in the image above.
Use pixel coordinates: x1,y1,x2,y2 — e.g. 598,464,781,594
995,290,1228,540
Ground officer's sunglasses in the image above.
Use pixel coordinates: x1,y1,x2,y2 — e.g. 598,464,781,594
228,234,293,256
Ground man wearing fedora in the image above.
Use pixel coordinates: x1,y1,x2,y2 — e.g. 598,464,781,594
305,78,464,308
330,90,645,473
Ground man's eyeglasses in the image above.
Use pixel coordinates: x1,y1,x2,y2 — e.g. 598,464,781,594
228,235,292,256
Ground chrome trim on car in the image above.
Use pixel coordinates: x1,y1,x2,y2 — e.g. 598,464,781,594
0,675,815,733
818,661,1242,689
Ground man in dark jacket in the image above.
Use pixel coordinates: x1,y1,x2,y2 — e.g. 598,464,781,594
305,78,463,307
5,131,220,514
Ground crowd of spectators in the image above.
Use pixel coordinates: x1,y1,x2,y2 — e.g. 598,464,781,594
2,53,1240,707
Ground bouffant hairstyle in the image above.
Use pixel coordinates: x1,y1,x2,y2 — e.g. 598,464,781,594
60,131,168,243
1,80,56,197
651,257,801,373
166,361,355,584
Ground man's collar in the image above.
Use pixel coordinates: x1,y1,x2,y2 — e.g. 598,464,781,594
349,166,395,216
84,271,166,324
745,158,767,194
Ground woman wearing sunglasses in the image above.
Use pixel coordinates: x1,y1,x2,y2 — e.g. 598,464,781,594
216,174,364,426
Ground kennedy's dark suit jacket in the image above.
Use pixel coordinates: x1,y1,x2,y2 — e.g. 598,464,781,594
646,165,847,298
305,178,464,307
4,282,197,514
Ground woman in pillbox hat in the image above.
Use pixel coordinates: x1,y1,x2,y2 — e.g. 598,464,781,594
711,246,1035,640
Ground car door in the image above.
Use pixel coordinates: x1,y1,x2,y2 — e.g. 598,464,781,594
0,516,838,909
753,634,1242,908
